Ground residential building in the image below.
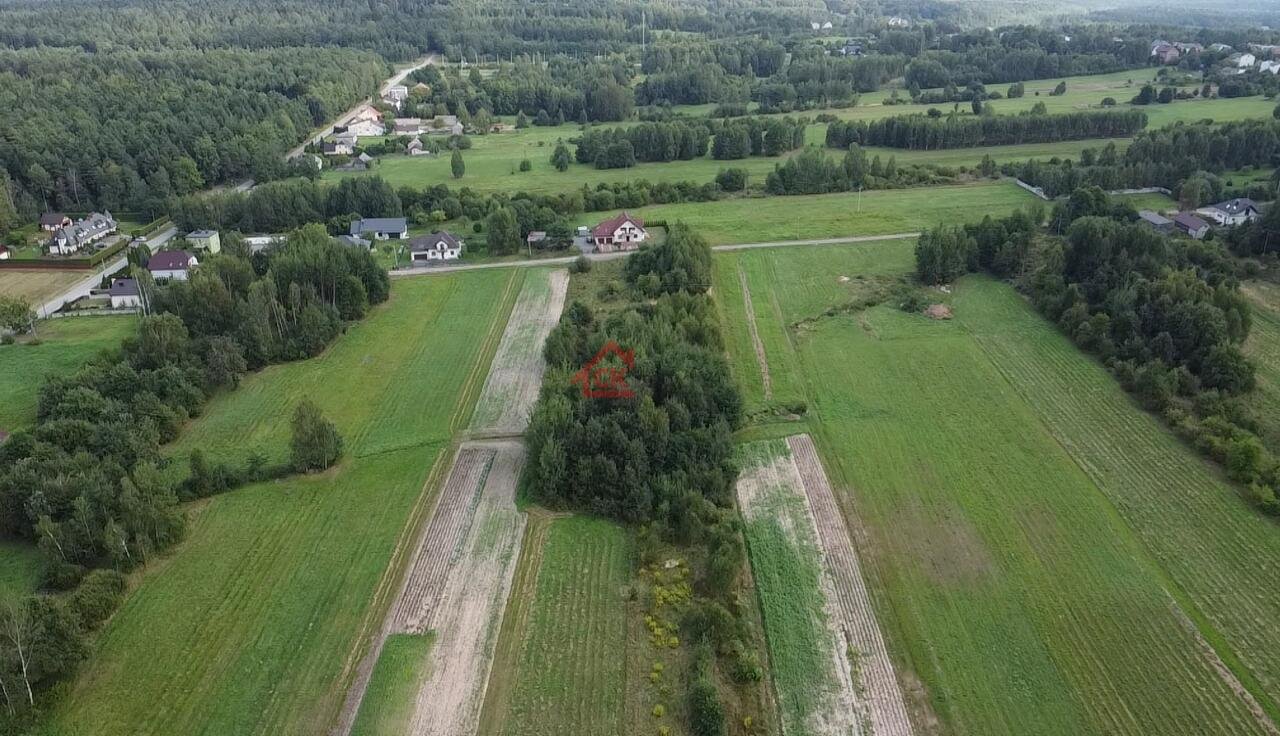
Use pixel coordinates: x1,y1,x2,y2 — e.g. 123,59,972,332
187,229,221,253
349,104,381,123
1209,43,1234,53
244,234,284,253
334,131,359,148
108,278,143,309
1228,52,1257,68
350,217,408,240
385,84,409,104
1262,60,1280,75
39,212,71,231
839,41,865,57
408,231,462,262
347,119,386,137
406,138,428,156
1173,212,1210,239
1196,198,1262,226
1174,42,1203,54
394,117,424,136
1151,43,1180,65
322,141,353,156
591,212,648,252
425,115,463,136
887,16,910,27
148,251,198,281
48,212,118,255
1138,210,1173,234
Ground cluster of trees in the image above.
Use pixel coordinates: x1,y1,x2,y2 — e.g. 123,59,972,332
641,39,785,78
524,225,761,731
826,109,1147,151
763,144,970,196
919,192,1279,515
573,122,711,168
0,46,386,222
755,51,907,112
406,60,635,125
709,117,806,159
0,229,372,718
1010,119,1280,197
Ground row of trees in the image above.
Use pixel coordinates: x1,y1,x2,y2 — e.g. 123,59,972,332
1010,119,1280,197
826,109,1148,151
0,229,371,719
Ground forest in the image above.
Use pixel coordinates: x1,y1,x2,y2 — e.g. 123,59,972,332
0,229,385,720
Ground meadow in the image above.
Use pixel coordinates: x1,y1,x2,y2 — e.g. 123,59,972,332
576,180,1037,246
714,241,1280,735
482,516,631,736
0,269,88,304
49,269,523,736
0,315,136,431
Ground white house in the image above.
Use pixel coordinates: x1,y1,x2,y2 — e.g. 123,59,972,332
1229,52,1257,68
406,137,429,156
244,234,284,253
591,212,648,252
1196,198,1262,226
147,251,198,281
108,278,142,309
48,212,118,255
350,217,408,240
347,119,386,137
385,84,409,103
322,141,354,156
408,232,463,262
1262,60,1280,75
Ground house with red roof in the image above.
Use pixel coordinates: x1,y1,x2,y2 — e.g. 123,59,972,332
591,212,648,253
147,250,199,281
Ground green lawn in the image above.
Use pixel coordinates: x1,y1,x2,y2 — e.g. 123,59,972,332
0,316,136,432
714,241,1280,735
1114,191,1179,212
350,633,435,736
576,180,1039,246
49,269,522,736
493,516,631,736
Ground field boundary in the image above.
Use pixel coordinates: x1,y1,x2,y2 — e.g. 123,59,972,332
738,263,773,401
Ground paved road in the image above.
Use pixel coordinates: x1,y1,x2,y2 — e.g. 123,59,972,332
34,226,177,318
387,232,921,278
284,54,438,160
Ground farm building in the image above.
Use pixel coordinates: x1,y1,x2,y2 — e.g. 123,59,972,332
350,217,408,240
425,115,463,136
338,234,372,249
408,231,462,262
108,278,142,309
1173,213,1210,239
148,251,198,281
1137,211,1173,233
394,118,424,135
591,212,648,252
187,230,221,253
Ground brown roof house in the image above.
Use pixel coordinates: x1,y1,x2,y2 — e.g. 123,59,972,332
147,251,199,281
1173,212,1210,240
591,213,648,253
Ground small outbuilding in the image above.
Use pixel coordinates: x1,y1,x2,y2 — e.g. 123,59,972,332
1173,212,1211,239
108,278,143,309
187,229,221,254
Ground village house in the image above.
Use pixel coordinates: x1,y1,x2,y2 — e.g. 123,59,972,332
1151,43,1180,65
1209,43,1234,53
406,138,429,156
394,117,424,136
350,217,408,240
1262,60,1280,75
334,131,359,148
1173,212,1210,240
408,231,462,262
591,212,648,252
1196,198,1262,226
0,245,9,260
147,251,198,281
384,84,409,107
1228,52,1257,69
39,212,71,232
1174,42,1203,54
48,212,118,256
108,278,143,309
244,234,284,253
347,118,386,137
838,41,865,57
187,230,221,253
425,115,464,136
322,141,354,156
1138,211,1174,234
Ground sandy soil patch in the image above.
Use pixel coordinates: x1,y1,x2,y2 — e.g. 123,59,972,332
469,270,568,435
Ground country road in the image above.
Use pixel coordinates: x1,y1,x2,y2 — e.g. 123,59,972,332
34,225,178,318
387,232,921,278
284,54,438,160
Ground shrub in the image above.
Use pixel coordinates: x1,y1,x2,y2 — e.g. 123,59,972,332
571,254,593,273
519,158,532,172
290,400,343,472
67,569,127,629
688,678,725,736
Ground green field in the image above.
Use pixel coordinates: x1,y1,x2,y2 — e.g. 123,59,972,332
0,316,136,432
575,180,1038,246
736,440,843,736
350,633,435,736
715,241,1280,735
49,270,522,736
1242,281,1280,452
1114,191,1178,212
489,516,631,736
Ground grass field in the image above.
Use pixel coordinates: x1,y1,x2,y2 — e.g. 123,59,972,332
1114,191,1179,212
573,180,1038,246
350,633,435,736
714,241,1280,735
49,269,522,736
1241,280,1280,452
485,516,631,736
0,269,87,304
0,316,135,432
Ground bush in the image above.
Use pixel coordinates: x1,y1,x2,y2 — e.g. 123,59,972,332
290,400,343,472
571,254,593,273
519,158,532,172
66,569,127,629
688,677,725,736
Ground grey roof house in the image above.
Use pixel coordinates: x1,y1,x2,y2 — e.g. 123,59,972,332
1173,212,1210,239
350,217,408,240
49,212,118,255
409,231,463,262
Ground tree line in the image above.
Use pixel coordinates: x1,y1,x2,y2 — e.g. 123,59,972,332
826,109,1148,151
0,228,379,722
524,223,764,734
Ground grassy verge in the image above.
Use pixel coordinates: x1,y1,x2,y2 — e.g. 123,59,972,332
350,633,436,736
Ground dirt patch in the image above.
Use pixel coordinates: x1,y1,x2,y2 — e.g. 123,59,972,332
924,304,952,320
738,264,774,401
469,269,569,436
882,499,994,589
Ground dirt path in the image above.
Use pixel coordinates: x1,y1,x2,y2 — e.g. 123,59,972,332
469,269,569,435
738,263,773,401
788,434,915,736
405,440,526,736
